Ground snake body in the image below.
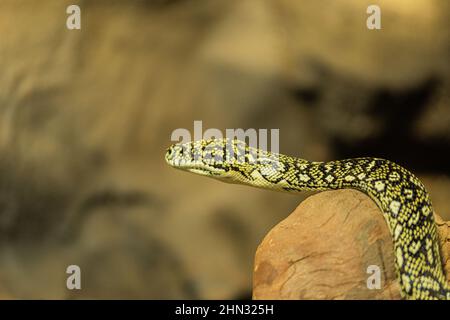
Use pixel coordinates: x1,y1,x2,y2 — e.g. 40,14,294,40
165,138,450,300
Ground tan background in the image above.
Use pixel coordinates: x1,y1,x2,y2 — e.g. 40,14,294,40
0,0,448,298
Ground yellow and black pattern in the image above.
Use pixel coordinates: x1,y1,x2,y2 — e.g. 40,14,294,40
165,138,450,300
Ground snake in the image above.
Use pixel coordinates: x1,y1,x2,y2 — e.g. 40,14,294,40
165,138,450,300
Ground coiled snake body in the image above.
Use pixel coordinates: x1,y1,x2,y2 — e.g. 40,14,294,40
165,138,450,300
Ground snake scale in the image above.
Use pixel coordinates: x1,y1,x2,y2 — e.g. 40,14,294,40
165,138,450,300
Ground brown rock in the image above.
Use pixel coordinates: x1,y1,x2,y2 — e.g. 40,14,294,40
253,189,450,300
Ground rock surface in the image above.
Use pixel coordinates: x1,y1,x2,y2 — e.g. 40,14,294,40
253,189,450,300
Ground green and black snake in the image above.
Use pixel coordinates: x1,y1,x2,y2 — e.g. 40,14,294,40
165,138,450,300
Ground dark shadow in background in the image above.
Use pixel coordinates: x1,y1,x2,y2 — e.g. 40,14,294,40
332,78,450,175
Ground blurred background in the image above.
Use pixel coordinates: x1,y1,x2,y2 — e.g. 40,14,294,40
0,0,448,299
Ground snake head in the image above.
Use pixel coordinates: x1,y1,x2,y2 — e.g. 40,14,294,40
165,138,283,186
165,138,231,178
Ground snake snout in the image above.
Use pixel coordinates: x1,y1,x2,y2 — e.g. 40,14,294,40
165,147,175,165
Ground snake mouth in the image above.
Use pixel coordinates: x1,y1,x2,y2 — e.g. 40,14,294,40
165,153,225,177
188,168,211,176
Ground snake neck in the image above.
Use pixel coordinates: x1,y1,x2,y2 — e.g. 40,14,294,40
245,156,449,299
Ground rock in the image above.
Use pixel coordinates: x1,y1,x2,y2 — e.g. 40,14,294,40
253,189,450,300
435,214,450,278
